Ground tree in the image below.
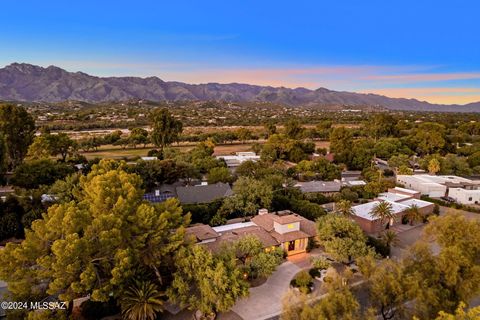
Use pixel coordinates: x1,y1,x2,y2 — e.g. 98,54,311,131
207,166,234,184
435,302,480,320
128,128,149,148
330,127,353,165
236,127,252,143
11,159,75,189
281,271,362,320
167,245,249,318
284,119,304,139
316,214,370,263
0,160,190,312
121,280,164,320
380,230,399,249
150,109,183,156
403,213,480,318
428,158,441,175
0,133,7,183
219,177,273,218
371,201,395,229
28,133,77,161
366,259,409,320
404,204,422,226
0,104,36,169
368,113,397,141
264,122,277,137
335,200,354,217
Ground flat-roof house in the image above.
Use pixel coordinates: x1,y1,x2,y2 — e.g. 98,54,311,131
216,152,260,171
186,210,317,256
448,188,480,205
351,188,434,234
396,174,480,200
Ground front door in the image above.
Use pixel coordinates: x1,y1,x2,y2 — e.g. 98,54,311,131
288,240,295,251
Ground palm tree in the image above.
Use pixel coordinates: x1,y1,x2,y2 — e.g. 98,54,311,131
121,280,164,320
403,204,423,225
381,230,399,248
371,201,395,229
335,200,355,217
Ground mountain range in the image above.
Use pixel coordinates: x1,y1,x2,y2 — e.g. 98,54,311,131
0,63,479,112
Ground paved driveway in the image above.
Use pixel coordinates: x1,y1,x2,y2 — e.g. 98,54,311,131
231,261,302,320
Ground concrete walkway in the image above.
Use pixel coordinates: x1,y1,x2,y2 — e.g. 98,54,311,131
231,261,302,320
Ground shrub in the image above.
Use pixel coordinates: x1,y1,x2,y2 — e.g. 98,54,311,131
293,270,313,293
309,268,321,278
433,204,440,215
311,257,330,270
367,236,390,258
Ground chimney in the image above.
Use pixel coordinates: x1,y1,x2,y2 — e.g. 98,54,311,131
258,208,268,215
155,190,160,197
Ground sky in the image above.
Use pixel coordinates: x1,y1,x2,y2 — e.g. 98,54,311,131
1,0,479,104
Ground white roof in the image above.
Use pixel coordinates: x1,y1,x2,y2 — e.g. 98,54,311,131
212,221,256,233
347,180,367,186
392,187,419,194
377,192,411,202
397,198,433,208
352,200,409,221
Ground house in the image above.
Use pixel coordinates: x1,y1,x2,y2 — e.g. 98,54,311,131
351,188,434,234
143,184,178,203
294,180,342,195
216,152,260,171
448,188,480,204
176,182,233,204
341,171,362,182
186,210,317,256
396,174,480,200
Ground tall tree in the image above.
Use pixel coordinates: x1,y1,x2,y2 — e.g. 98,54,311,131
316,214,370,263
167,245,249,318
404,204,422,226
371,201,395,229
0,133,7,183
284,119,304,140
0,160,189,315
0,104,36,169
150,109,183,156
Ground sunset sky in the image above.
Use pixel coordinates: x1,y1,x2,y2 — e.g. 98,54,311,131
1,0,479,104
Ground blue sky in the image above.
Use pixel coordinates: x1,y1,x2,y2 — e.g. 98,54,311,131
1,0,480,104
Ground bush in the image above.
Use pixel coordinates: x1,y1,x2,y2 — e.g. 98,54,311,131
80,299,120,320
367,236,390,258
292,270,313,293
433,204,440,215
311,257,330,270
309,268,320,278
401,215,409,225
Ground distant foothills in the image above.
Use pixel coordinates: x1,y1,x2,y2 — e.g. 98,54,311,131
0,62,479,112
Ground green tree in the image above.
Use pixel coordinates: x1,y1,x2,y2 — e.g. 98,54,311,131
219,177,273,218
150,109,183,156
0,160,189,311
264,121,277,137
366,259,409,320
232,235,283,279
371,201,395,228
0,133,7,183
121,280,164,320
316,214,369,263
284,119,304,139
167,245,249,318
368,113,397,141
0,104,36,169
403,213,480,318
404,204,422,225
28,133,77,161
380,230,399,249
236,127,253,143
428,158,441,175
435,302,480,320
207,166,234,184
281,271,362,320
11,159,75,189
329,127,353,165
335,200,354,217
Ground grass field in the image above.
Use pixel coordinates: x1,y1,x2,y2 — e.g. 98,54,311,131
80,141,331,160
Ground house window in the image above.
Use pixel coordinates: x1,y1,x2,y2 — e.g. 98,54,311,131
469,197,473,201
287,224,294,229
288,241,295,251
